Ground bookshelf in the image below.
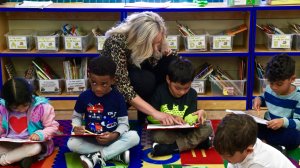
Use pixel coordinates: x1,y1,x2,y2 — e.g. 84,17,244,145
0,2,264,111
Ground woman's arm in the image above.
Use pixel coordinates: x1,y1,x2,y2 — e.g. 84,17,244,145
130,95,181,125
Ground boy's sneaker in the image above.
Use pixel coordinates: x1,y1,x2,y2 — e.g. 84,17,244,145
197,138,212,150
20,156,38,168
111,150,130,164
80,152,106,168
272,145,287,156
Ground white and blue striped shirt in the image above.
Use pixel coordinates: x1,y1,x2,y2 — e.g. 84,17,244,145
260,85,300,131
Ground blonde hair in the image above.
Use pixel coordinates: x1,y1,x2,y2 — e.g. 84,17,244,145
106,11,167,67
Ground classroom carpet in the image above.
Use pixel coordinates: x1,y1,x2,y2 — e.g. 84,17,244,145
1,120,300,168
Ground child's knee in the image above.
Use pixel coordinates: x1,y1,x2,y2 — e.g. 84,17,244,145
24,143,42,156
127,131,140,146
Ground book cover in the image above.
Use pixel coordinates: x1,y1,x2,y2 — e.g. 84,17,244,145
224,24,248,36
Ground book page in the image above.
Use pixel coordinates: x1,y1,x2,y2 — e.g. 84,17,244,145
147,123,199,130
0,137,43,143
15,1,53,8
225,109,268,125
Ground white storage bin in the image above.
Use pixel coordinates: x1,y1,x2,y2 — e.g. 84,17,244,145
264,33,293,50
38,79,64,94
34,31,60,52
191,78,206,94
183,35,208,52
63,32,93,52
209,35,234,51
65,79,88,94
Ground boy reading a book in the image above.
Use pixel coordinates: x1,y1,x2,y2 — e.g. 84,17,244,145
67,56,140,168
253,53,300,151
148,57,212,156
214,113,295,168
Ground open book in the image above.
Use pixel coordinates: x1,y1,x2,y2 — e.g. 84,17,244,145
146,123,199,130
225,109,268,125
0,137,43,143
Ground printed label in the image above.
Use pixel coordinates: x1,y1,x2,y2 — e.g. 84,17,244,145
167,35,179,50
8,36,28,50
97,36,106,51
66,79,87,93
212,36,232,50
37,36,57,50
187,35,206,50
191,79,205,94
271,35,291,49
39,80,60,93
65,37,82,50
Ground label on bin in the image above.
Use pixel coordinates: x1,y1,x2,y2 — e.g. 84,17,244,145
233,0,246,5
37,36,56,50
212,36,232,50
8,36,28,50
167,36,179,50
66,79,86,93
65,37,82,50
271,35,291,49
97,36,106,51
223,87,234,96
191,79,205,94
39,80,60,93
187,35,206,50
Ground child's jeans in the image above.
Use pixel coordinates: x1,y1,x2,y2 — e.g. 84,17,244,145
67,130,139,161
258,123,300,150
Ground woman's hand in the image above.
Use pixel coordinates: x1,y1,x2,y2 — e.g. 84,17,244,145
29,133,40,141
96,132,120,146
154,112,183,125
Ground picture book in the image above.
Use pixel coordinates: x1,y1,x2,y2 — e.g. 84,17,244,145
146,123,200,130
225,109,268,125
0,137,43,143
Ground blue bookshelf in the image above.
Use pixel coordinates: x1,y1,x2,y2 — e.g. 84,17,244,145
3,3,298,110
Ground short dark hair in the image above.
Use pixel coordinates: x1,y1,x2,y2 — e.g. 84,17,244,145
88,56,117,77
1,78,33,110
213,114,257,156
167,57,195,84
265,53,295,83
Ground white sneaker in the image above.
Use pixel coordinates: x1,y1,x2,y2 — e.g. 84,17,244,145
80,152,106,168
111,150,130,164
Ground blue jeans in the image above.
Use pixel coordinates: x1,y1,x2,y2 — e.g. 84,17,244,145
67,131,140,160
258,124,300,150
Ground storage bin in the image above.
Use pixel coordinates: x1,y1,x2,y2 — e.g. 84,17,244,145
209,35,234,51
183,35,208,52
259,78,300,95
264,33,293,50
191,78,206,94
65,79,88,94
293,34,300,50
34,31,60,52
210,79,246,96
5,29,35,51
63,32,93,52
38,79,64,94
166,35,180,51
95,35,106,51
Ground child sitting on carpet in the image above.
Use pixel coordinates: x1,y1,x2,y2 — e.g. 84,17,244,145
148,57,212,156
67,56,140,168
214,113,295,168
253,53,300,151
0,78,59,168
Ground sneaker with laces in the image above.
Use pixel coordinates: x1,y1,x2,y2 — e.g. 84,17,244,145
111,150,130,164
80,152,106,168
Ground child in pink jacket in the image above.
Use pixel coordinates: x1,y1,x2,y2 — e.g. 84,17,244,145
0,78,59,168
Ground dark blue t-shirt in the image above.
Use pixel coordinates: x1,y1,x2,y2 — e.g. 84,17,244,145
74,88,127,134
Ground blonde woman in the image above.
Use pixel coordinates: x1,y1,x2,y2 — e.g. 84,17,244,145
102,11,181,125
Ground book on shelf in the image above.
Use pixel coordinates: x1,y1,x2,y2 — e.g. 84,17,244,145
224,24,248,36
63,57,88,80
32,58,59,80
4,58,16,79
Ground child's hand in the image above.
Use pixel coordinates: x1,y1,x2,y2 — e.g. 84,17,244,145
73,126,85,135
96,132,120,145
29,133,40,141
267,118,284,130
194,109,207,125
253,97,261,111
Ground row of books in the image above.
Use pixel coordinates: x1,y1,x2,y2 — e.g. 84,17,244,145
177,21,248,37
63,58,88,80
255,60,265,79
256,24,285,34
